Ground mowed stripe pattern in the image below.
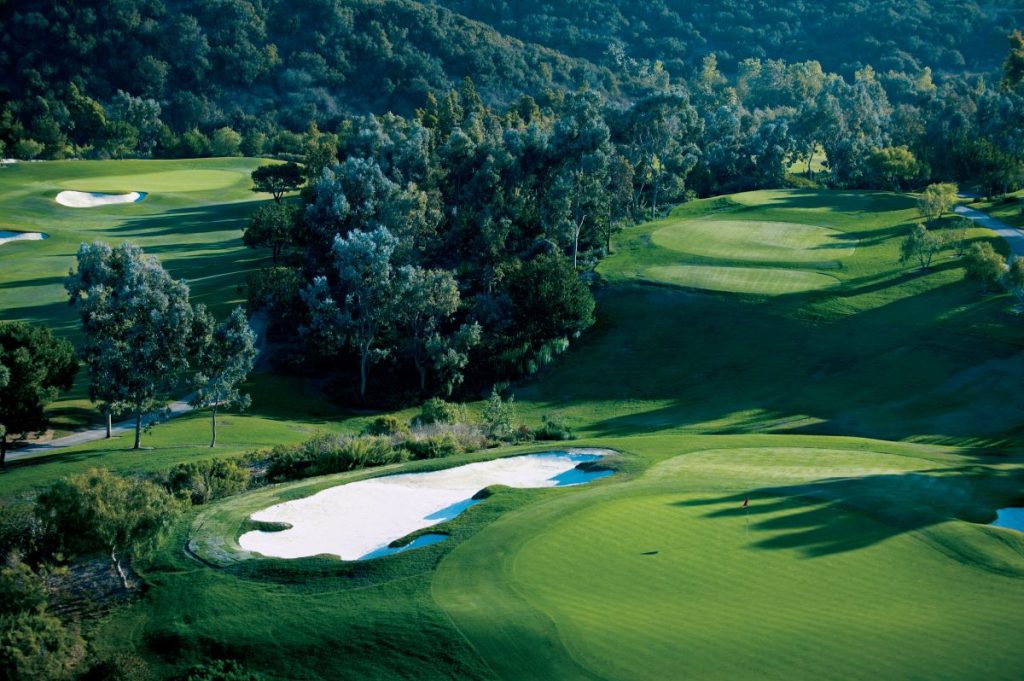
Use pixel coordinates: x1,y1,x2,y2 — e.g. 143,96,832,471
436,446,1024,681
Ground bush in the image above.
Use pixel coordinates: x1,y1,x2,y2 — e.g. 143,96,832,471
535,415,574,441
13,139,44,160
165,460,250,505
363,415,409,436
416,398,463,425
482,388,517,440
964,242,1007,291
178,659,265,681
313,435,406,475
403,434,464,460
262,433,407,481
0,502,45,561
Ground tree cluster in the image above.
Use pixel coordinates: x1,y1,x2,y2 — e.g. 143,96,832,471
66,242,257,449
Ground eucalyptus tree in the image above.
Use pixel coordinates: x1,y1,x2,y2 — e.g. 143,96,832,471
189,306,257,447
302,227,402,400
66,242,194,449
396,267,461,393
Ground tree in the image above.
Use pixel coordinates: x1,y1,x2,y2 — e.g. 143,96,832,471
66,243,195,449
36,469,181,589
1004,257,1024,307
0,323,78,465
302,227,401,399
867,146,920,190
244,202,299,263
190,307,257,447
251,162,304,203
502,252,596,351
211,126,243,157
1002,30,1024,93
917,183,959,225
946,215,972,257
396,268,461,393
481,388,517,440
899,223,943,270
426,322,482,396
964,242,1007,292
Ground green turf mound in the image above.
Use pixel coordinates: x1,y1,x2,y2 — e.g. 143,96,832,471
646,263,838,294
652,219,857,266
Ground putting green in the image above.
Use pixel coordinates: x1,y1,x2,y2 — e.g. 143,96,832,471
652,219,856,265
646,264,838,294
435,445,1024,681
56,169,245,193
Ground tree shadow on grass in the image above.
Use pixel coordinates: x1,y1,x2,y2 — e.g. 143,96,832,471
106,200,268,239
672,464,1024,558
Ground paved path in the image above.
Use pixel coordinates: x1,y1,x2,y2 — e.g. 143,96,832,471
5,314,267,464
955,204,1024,258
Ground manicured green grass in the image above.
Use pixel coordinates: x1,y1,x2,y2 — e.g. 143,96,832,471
434,435,1024,681
646,263,839,294
651,219,856,266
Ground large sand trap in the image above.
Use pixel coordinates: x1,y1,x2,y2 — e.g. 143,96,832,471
991,508,1024,532
55,190,147,208
239,450,615,561
0,230,47,246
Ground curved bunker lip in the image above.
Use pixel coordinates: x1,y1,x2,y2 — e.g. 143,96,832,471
0,231,48,246
238,450,616,561
990,508,1024,533
55,190,148,208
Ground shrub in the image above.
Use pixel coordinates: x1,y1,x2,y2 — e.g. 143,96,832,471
482,388,517,440
13,139,44,160
403,435,464,460
406,422,488,453
964,242,1007,291
313,436,406,475
178,659,265,681
364,415,409,437
535,415,574,441
165,460,250,505
416,398,463,425
262,433,407,481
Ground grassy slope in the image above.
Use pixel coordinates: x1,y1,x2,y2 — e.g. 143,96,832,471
514,190,1024,445
435,436,1024,681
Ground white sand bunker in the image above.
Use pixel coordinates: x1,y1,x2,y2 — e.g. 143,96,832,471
239,450,615,561
0,231,47,246
55,190,147,208
991,508,1024,532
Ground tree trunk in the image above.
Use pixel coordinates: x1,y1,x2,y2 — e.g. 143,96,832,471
0,437,6,467
133,412,142,449
110,547,130,590
359,351,369,400
106,411,112,439
210,404,218,448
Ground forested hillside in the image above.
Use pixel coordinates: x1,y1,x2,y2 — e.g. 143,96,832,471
431,0,1023,76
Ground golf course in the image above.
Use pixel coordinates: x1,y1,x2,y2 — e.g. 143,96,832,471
1,157,1021,679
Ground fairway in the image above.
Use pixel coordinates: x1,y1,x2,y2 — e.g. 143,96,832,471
645,263,838,294
434,441,1024,681
55,169,246,193
652,219,857,266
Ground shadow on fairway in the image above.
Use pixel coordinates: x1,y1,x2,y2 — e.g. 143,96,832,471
673,464,1024,557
